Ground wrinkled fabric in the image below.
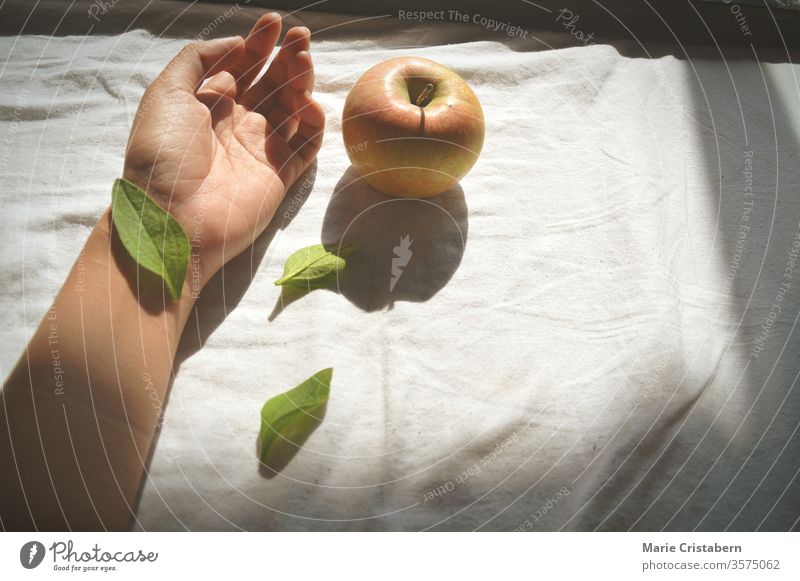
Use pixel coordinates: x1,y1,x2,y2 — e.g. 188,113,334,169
1,6,799,531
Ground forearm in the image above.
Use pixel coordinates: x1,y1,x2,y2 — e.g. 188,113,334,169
0,210,196,530
0,12,321,531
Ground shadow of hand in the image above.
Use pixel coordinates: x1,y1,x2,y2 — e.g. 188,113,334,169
177,163,317,362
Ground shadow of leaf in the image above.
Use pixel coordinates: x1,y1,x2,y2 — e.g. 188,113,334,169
257,403,328,478
268,283,316,321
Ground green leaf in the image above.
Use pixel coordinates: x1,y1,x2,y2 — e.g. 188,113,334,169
111,178,190,300
274,244,356,289
258,368,332,466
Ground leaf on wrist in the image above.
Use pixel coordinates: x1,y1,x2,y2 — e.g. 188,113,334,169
258,367,332,469
274,244,357,290
111,178,190,300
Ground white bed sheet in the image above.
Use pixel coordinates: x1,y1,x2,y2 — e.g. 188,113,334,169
1,5,799,531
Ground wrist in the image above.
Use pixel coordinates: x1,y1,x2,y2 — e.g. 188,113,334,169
120,170,220,294
95,206,199,319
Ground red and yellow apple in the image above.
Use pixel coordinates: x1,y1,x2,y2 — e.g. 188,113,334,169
342,57,484,198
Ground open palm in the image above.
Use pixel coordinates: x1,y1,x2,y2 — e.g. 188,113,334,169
123,14,325,287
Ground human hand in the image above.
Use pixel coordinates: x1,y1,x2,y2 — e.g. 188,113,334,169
123,13,325,289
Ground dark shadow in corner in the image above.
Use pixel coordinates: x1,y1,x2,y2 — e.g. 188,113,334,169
678,52,800,532
173,163,317,368
257,404,328,478
312,165,469,312
575,43,800,533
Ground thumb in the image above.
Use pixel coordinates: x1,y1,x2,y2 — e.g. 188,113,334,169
156,36,245,93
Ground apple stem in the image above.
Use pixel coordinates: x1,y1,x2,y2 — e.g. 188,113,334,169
415,83,434,107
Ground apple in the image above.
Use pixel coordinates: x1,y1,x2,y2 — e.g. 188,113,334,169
342,57,484,198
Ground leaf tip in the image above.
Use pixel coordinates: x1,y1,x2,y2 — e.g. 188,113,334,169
166,281,182,300
316,367,333,384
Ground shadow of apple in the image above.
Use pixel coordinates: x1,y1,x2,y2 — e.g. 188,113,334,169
319,165,469,312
